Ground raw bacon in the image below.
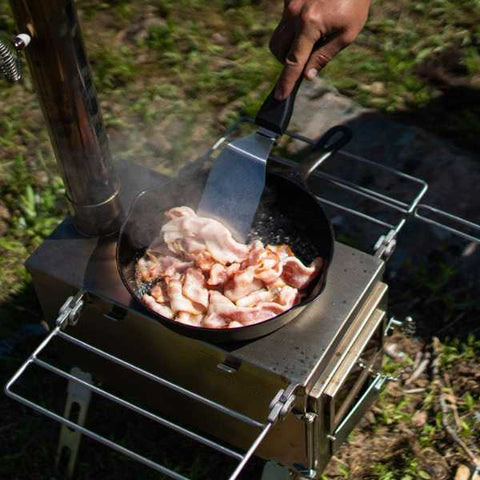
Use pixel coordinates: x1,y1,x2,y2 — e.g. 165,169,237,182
136,254,192,282
160,207,249,264
151,282,168,304
207,263,228,286
136,207,323,329
224,267,264,302
166,278,203,315
176,311,203,326
235,289,273,307
182,268,209,309
281,257,323,289
142,294,173,319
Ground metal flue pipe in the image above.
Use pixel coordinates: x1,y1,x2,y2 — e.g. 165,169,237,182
9,0,122,235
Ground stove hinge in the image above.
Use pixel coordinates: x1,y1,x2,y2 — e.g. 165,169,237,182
267,385,297,424
374,229,397,261
56,292,86,328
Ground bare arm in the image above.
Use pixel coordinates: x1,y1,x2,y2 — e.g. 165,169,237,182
270,0,371,100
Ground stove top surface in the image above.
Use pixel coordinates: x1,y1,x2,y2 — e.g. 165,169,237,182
27,162,384,387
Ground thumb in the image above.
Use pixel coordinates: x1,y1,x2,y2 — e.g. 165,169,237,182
304,35,349,80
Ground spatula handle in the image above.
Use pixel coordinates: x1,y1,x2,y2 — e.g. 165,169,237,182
255,77,303,136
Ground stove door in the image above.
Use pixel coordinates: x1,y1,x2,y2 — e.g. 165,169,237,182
324,308,385,450
307,281,388,474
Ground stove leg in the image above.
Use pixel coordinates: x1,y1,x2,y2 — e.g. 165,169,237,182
261,461,293,480
54,368,93,479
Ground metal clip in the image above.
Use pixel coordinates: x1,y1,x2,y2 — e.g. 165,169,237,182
300,412,317,424
384,315,415,337
293,465,317,479
357,358,399,383
56,292,85,328
268,385,296,423
374,229,397,260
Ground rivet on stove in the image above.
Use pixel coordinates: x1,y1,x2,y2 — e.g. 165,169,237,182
217,356,241,373
104,304,127,322
301,412,316,424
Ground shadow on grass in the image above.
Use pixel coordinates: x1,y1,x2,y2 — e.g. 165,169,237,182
343,92,480,341
293,84,480,343
0,282,60,480
391,85,480,155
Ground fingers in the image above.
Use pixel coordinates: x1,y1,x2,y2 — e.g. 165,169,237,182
274,30,316,100
269,20,295,64
304,34,350,81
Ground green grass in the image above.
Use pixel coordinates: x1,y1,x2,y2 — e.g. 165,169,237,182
0,0,282,305
324,0,480,106
1,0,480,478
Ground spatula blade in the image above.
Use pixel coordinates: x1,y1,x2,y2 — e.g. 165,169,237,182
197,132,275,242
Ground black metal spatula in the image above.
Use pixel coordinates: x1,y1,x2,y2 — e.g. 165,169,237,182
197,79,303,242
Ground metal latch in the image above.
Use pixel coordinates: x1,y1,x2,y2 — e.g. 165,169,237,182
329,373,387,450
268,385,296,423
374,229,397,261
56,292,85,328
384,315,415,337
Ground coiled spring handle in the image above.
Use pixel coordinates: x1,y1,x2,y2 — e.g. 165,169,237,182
0,33,30,83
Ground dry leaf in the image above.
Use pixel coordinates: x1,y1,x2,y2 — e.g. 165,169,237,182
454,464,471,480
412,410,428,428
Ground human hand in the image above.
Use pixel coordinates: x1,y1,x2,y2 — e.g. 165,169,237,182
270,0,371,100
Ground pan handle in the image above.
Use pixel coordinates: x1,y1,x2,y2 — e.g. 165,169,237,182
298,126,352,184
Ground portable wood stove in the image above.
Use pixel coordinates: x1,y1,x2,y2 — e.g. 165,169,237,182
6,145,479,479
3,1,480,479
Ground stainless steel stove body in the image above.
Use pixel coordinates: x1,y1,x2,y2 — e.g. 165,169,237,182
11,158,386,477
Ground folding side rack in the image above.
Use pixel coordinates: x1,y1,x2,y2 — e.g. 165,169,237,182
5,292,297,480
218,118,480,259
4,119,480,479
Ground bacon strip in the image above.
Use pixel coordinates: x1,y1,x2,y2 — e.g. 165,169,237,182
281,257,323,289
176,312,203,326
160,209,249,264
137,207,324,329
207,263,228,286
142,294,173,319
166,278,203,315
151,281,168,304
224,267,264,302
182,268,209,309
235,289,273,307
136,254,192,283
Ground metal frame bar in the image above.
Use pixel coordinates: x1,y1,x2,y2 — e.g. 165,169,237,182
219,118,480,258
4,294,291,480
56,330,262,428
415,204,480,244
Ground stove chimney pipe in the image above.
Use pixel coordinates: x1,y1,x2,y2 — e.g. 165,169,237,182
9,0,123,236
